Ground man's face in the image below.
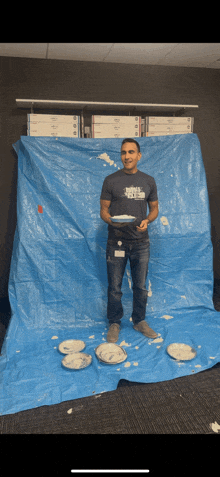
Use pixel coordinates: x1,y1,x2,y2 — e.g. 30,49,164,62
121,142,141,174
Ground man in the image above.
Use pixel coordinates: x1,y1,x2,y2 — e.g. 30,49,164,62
100,138,159,343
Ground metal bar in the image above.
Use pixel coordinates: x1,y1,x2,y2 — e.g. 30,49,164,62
16,99,199,110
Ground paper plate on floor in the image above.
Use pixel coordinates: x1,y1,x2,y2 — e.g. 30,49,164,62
111,215,136,223
167,343,197,361
95,343,127,364
58,339,86,354
62,352,92,370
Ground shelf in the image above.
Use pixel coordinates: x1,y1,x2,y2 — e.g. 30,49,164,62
16,99,199,114
16,99,199,138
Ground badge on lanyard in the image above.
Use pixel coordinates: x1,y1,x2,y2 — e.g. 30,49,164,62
114,241,125,257
114,250,125,257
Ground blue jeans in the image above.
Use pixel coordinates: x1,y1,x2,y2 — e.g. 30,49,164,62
106,238,150,325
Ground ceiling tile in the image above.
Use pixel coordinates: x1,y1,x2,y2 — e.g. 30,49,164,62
157,43,220,64
0,43,48,58
204,61,220,69
0,43,220,68
104,43,179,64
47,43,113,61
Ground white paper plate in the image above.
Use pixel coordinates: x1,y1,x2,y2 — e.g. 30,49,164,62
62,352,92,370
111,215,136,223
58,339,86,355
167,343,197,361
95,343,127,364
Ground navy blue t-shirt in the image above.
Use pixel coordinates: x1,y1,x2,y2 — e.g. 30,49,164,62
100,169,158,241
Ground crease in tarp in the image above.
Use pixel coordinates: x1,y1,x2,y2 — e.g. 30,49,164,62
1,134,220,416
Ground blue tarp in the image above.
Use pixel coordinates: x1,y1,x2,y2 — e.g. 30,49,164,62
1,134,220,416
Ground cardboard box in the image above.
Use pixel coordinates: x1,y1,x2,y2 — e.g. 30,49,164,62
28,120,79,127
27,114,79,124
146,116,193,125
92,115,141,125
147,123,192,133
146,130,192,137
92,122,141,138
27,130,79,137
93,131,140,138
28,122,79,134
92,123,140,132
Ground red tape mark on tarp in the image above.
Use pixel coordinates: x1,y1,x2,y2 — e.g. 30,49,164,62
38,205,43,214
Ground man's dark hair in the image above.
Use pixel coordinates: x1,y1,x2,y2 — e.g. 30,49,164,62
121,138,141,153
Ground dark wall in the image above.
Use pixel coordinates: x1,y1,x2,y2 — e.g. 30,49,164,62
1,56,220,299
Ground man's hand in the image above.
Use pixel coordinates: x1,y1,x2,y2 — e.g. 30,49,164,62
136,219,149,232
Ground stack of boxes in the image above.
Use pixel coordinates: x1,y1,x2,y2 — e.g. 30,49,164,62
26,113,194,139
145,117,194,137
91,115,141,138
27,114,80,137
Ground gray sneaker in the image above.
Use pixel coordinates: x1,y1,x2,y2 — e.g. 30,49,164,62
107,323,120,343
133,320,158,339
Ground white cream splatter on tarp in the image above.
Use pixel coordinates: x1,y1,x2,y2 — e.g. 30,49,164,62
135,346,139,349
51,336,58,340
181,295,187,299
162,315,174,320
152,337,164,343
210,357,215,359
89,335,95,339
97,152,118,168
210,422,220,433
148,280,152,297
16,350,20,353
124,362,131,367
133,362,138,366
129,317,132,322
195,365,201,368
160,216,169,226
120,340,131,347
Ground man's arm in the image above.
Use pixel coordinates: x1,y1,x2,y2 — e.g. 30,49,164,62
146,200,159,224
100,199,112,225
100,199,127,228
136,200,159,232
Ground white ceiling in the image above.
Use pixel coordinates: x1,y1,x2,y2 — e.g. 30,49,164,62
1,43,220,68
